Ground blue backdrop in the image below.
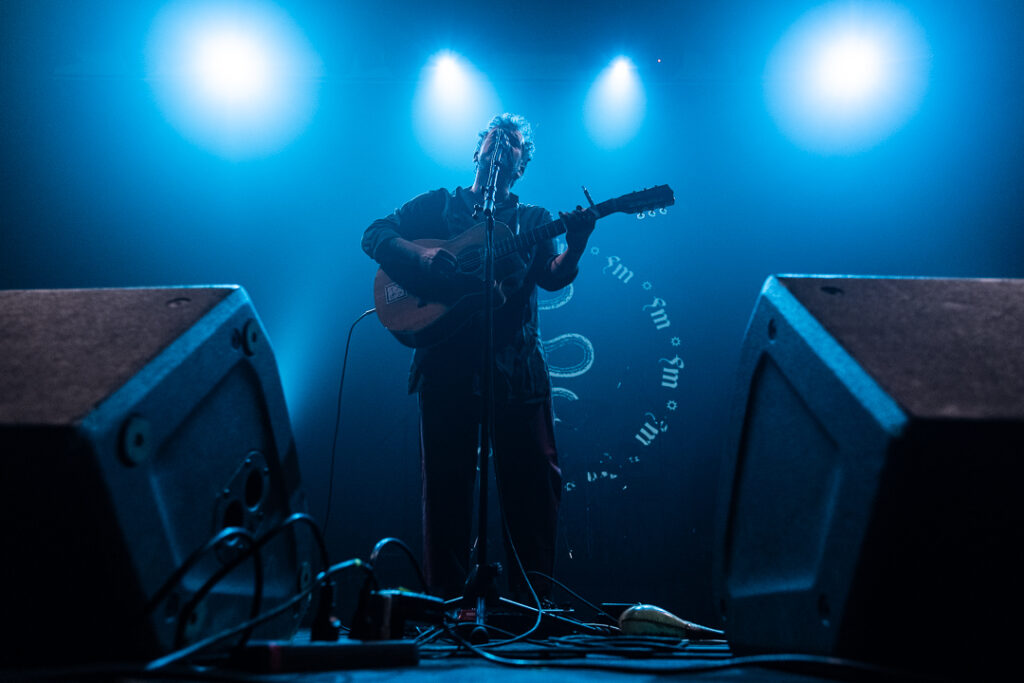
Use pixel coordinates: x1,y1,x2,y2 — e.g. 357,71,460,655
2,0,1022,625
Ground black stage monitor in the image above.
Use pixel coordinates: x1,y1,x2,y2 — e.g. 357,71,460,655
713,275,1024,674
0,286,313,666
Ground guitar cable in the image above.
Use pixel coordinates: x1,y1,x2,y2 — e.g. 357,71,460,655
323,307,377,538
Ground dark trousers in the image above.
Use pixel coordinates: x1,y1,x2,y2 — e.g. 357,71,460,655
419,392,562,599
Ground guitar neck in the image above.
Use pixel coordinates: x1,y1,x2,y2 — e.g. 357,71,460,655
495,198,617,257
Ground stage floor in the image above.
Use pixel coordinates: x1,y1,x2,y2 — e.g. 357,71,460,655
62,637,936,683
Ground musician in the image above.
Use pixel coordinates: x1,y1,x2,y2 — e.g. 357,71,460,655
362,113,596,599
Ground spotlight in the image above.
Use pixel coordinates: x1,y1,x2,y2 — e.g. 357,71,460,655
764,1,930,154
435,54,461,83
584,56,646,149
147,0,322,160
412,51,500,168
815,34,884,104
609,57,633,85
190,27,272,106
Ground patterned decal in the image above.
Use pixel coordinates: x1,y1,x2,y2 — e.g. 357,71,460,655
540,240,686,504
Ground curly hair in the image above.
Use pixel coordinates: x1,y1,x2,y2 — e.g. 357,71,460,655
473,113,536,177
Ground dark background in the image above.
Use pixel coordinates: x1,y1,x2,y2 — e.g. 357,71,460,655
2,0,1022,626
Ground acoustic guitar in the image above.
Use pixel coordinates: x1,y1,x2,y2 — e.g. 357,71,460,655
373,185,675,348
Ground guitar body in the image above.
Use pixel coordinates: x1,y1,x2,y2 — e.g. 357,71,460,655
373,221,527,348
372,184,675,348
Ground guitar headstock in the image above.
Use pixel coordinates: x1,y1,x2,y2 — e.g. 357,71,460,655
595,184,675,218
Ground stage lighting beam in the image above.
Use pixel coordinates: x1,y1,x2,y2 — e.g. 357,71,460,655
764,1,930,154
584,56,646,149
816,34,884,104
191,28,272,105
412,51,501,168
147,0,322,160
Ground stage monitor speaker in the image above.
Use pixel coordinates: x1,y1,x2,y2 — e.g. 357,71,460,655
713,275,1024,674
0,286,313,666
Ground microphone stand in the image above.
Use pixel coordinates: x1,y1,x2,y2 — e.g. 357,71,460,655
460,131,509,631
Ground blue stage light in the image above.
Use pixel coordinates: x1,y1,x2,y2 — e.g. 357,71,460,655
584,56,646,149
146,0,321,160
189,26,272,105
815,33,885,104
764,1,930,154
413,51,500,168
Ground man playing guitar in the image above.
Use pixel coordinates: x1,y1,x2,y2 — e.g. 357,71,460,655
361,113,596,600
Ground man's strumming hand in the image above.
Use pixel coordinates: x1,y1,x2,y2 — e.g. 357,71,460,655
418,246,458,281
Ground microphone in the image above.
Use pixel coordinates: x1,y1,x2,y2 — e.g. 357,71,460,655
487,129,510,171
492,128,511,153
